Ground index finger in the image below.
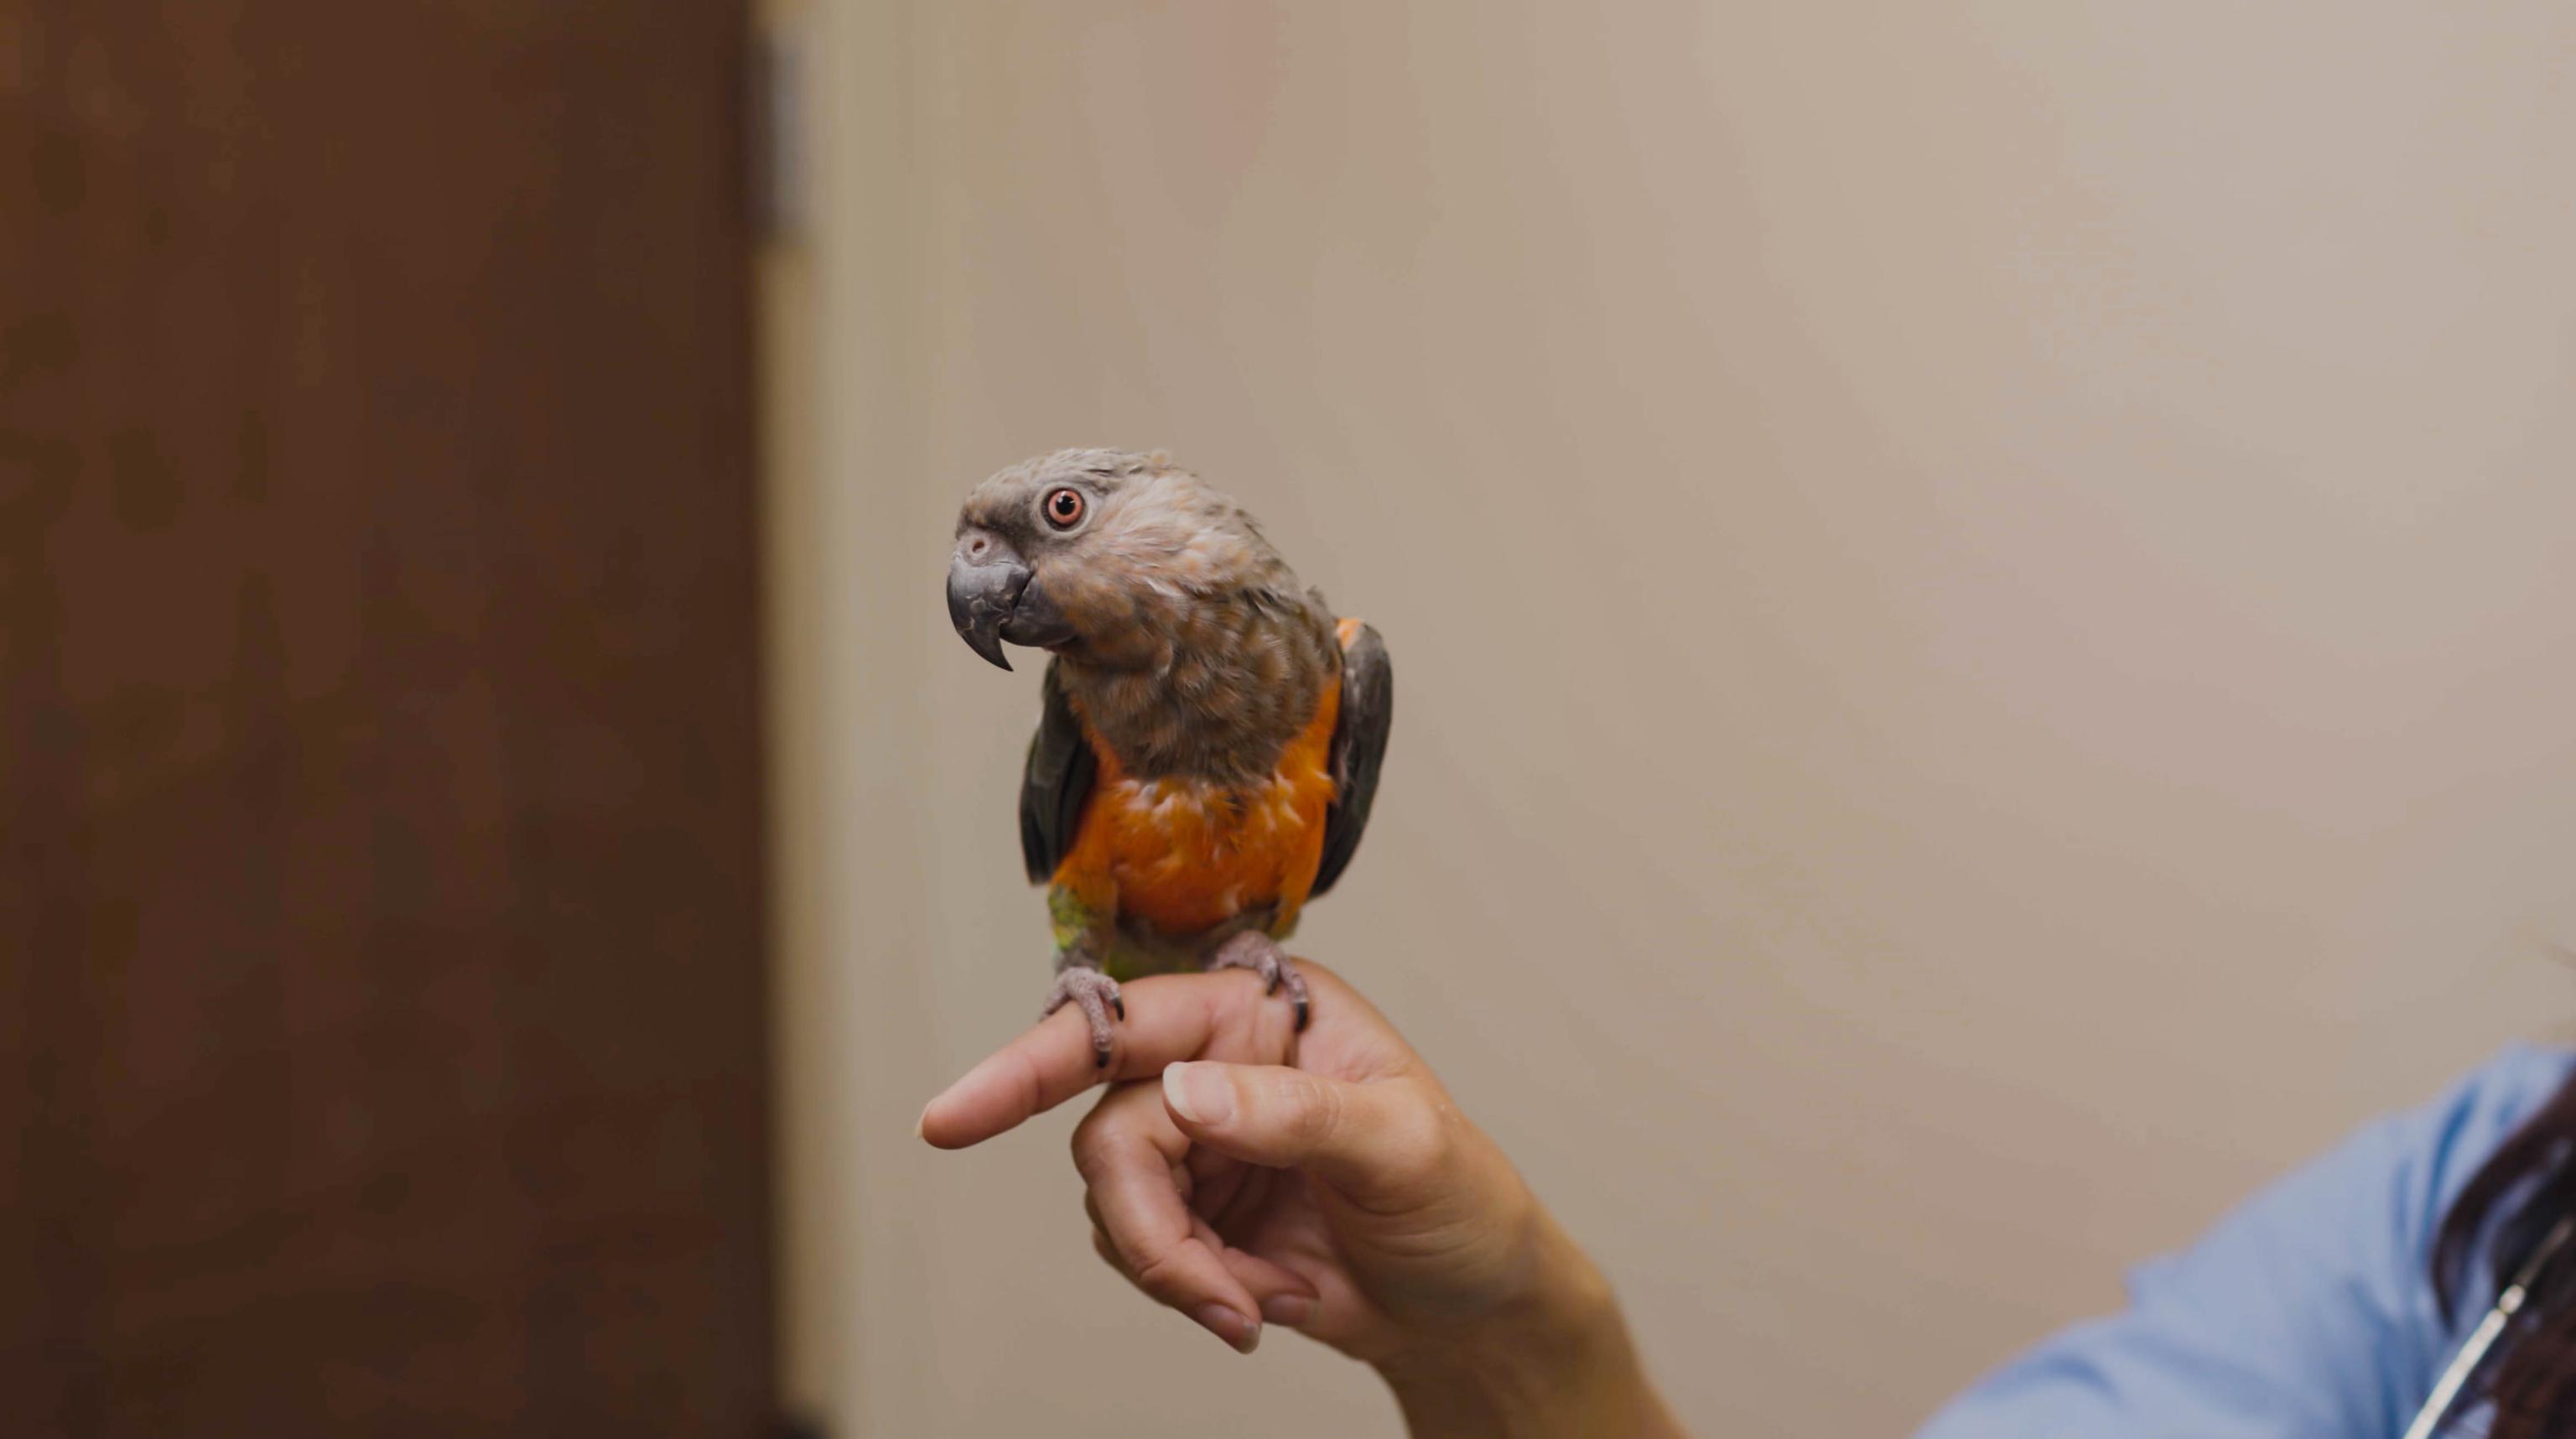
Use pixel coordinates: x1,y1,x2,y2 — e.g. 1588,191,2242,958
918,972,1284,1150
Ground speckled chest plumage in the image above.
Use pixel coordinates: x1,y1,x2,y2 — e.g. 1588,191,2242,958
1051,625,1347,977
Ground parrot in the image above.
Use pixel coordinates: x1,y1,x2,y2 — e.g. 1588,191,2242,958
945,448,1393,1065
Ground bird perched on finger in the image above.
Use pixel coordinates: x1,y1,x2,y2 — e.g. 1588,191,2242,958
946,449,1394,1065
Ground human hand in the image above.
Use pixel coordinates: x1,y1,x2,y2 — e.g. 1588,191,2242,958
919,959,1684,1438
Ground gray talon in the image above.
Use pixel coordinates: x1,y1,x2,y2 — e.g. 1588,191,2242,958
1041,965,1124,1068
1205,932,1313,1031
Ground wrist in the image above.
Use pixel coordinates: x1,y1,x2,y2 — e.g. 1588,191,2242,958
1374,1214,1679,1439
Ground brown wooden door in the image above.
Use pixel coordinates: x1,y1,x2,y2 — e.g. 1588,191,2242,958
1,4,774,1434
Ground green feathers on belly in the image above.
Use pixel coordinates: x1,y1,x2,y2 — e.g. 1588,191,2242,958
1050,883,1294,981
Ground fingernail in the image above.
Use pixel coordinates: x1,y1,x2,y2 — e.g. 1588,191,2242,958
1163,1062,1235,1127
1259,1294,1312,1328
914,1105,928,1141
1192,1302,1259,1353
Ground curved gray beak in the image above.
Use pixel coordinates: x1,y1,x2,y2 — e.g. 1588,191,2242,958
947,540,1031,671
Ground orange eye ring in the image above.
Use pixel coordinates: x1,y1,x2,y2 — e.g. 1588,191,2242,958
1041,486,1087,530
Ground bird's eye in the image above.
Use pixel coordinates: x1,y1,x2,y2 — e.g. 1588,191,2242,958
1041,486,1087,531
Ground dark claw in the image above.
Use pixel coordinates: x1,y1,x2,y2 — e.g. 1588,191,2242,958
1112,995,1126,1021
1093,1044,1111,1070
1292,994,1311,1031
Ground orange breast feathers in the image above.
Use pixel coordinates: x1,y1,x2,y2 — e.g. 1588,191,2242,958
1052,669,1342,940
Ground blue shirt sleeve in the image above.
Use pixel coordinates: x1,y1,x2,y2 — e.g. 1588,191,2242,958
1914,1044,2575,1439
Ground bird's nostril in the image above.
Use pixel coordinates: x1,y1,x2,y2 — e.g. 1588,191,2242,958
968,536,989,559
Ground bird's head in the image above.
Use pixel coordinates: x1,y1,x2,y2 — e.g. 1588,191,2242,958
947,448,1285,672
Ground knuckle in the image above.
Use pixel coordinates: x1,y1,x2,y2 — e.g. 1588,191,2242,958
1070,1126,1121,1186
1378,1083,1457,1184
1280,1072,1344,1150
1090,1227,1126,1274
1009,1049,1050,1127
1124,1244,1188,1302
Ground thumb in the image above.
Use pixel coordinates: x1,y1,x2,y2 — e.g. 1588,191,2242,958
1161,1061,1447,1204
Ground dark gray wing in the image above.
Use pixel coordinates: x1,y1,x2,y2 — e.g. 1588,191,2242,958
1019,660,1098,885
1310,622,1392,900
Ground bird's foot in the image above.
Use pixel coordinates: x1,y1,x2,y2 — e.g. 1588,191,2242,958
1041,964,1124,1068
1206,931,1311,1031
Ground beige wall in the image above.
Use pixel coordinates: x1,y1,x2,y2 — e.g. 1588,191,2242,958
764,3,2576,1433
